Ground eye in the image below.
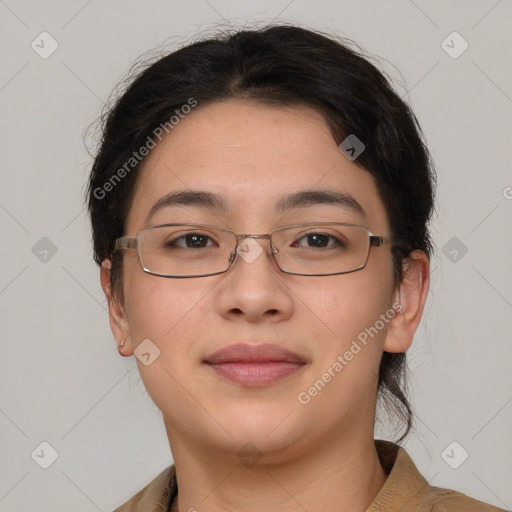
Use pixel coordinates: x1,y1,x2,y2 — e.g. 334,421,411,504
165,232,216,249
292,233,344,249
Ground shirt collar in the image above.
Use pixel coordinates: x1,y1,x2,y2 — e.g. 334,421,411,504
367,439,430,511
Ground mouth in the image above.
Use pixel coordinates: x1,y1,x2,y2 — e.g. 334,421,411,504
203,343,307,387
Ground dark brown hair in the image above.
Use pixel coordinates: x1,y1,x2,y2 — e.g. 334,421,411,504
86,24,436,442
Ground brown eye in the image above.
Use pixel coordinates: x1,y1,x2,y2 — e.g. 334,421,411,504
292,233,344,249
165,232,215,249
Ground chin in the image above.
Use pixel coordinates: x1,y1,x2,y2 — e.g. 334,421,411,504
216,408,306,448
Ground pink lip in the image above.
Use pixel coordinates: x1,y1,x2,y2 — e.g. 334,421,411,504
204,343,307,387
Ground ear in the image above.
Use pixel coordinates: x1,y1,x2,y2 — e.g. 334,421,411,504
383,250,430,353
100,259,133,356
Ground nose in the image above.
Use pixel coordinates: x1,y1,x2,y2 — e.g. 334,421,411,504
215,235,294,323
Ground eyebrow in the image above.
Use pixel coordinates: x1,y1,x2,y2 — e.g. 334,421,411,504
145,189,366,224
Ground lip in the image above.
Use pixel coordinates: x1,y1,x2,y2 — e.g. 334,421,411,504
203,343,307,387
204,343,307,364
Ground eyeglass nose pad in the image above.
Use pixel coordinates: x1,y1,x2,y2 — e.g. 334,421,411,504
229,242,278,263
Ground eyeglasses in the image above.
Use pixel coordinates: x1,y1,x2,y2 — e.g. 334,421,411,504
114,222,391,278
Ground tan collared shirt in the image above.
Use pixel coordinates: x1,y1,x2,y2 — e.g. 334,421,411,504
113,440,507,511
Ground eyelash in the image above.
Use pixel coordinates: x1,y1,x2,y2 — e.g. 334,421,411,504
165,232,344,249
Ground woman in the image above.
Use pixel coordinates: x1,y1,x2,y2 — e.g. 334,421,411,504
86,24,505,512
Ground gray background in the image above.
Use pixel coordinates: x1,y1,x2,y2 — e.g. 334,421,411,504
0,1,511,510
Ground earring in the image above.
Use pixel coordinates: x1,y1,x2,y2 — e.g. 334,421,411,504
119,339,126,348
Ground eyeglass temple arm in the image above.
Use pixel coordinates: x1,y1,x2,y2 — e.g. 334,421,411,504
115,237,138,250
370,235,390,247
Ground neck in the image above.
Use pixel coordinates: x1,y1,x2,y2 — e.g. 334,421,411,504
167,424,388,512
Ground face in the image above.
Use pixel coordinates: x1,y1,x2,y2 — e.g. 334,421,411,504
107,99,405,463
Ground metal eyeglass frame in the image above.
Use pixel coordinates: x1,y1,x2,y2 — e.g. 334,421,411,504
114,222,391,278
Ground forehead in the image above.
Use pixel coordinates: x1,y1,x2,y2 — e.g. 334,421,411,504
126,99,389,233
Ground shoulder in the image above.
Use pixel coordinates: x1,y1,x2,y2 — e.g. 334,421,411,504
370,440,508,512
422,485,507,511
112,465,176,512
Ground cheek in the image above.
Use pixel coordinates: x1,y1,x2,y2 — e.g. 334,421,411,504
304,270,394,342
295,274,395,412
300,269,395,396
125,271,199,334
123,275,213,412
123,272,216,372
